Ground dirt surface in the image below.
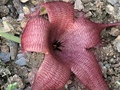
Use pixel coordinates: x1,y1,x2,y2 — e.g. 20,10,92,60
0,0,120,90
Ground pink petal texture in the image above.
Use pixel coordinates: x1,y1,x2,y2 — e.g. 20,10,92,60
55,13,120,90
32,53,70,90
70,51,108,90
55,28,108,90
72,14,120,48
41,2,74,43
21,1,120,90
41,2,74,28
21,16,50,53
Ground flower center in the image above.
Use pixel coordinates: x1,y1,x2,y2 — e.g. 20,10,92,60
52,40,63,51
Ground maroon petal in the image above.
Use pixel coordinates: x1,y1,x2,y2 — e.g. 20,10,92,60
55,46,108,90
70,51,109,90
73,14,120,48
55,42,109,90
57,13,120,52
41,2,74,31
32,53,70,90
21,17,50,53
54,12,120,90
21,1,120,90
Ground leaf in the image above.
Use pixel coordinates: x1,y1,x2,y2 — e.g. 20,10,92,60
6,82,18,90
40,7,47,15
0,32,20,43
2,21,14,31
0,23,20,43
0,27,7,33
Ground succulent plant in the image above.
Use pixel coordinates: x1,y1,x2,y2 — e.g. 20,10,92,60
21,1,120,90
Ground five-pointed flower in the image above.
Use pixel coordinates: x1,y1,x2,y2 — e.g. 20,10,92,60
21,1,120,90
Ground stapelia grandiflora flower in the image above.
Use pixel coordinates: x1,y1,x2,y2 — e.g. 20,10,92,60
21,1,120,90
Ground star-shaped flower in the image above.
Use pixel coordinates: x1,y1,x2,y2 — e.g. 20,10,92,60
21,1,120,90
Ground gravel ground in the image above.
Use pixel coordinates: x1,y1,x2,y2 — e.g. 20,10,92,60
0,0,120,90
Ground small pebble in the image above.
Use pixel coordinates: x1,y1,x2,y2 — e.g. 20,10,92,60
115,7,120,19
106,4,120,19
17,54,25,59
81,0,93,3
0,60,11,77
20,18,28,28
13,0,23,14
113,35,120,52
1,45,9,53
69,87,75,90
23,6,30,15
116,43,120,52
20,0,29,3
102,66,107,78
28,70,37,85
0,0,9,5
0,6,9,17
9,41,18,60
106,4,115,15
17,13,24,21
62,0,70,2
0,52,10,62
109,27,120,36
74,0,84,10
107,0,118,5
8,5,18,17
15,57,26,66
30,0,41,5
24,86,31,90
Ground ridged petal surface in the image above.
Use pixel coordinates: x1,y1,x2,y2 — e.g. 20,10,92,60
54,14,120,90
71,50,108,90
41,2,74,28
41,2,74,42
32,53,70,90
21,17,50,53
21,1,120,90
